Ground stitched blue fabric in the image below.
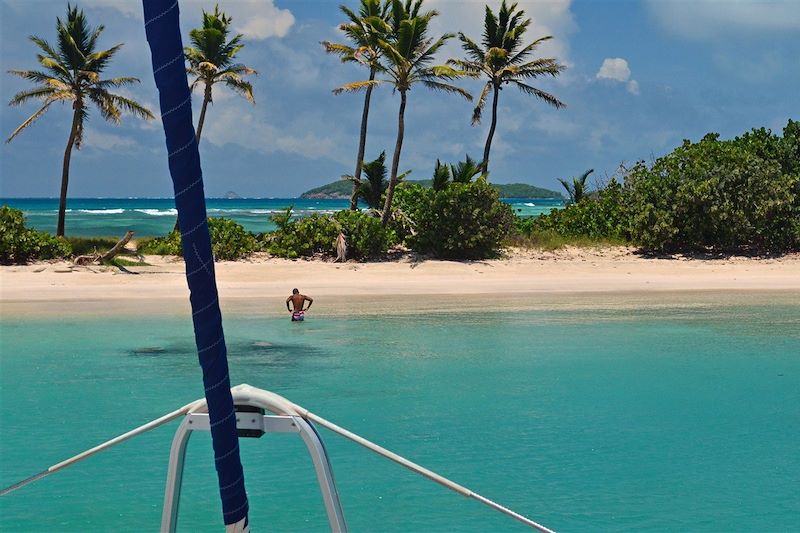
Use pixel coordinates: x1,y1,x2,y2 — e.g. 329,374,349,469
141,0,248,525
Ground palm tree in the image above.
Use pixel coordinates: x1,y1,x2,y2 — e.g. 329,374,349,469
451,1,566,174
6,4,153,237
449,154,482,184
432,159,449,191
185,4,257,143
558,168,593,203
336,0,472,225
323,0,391,211
348,151,388,209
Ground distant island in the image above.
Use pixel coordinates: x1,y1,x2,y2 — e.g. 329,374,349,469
301,180,564,199
224,191,242,199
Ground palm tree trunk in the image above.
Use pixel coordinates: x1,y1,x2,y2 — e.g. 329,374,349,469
350,67,376,211
481,83,500,176
381,90,407,226
56,104,81,237
195,83,212,143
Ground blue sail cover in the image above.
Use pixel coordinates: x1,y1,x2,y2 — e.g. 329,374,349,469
142,0,249,526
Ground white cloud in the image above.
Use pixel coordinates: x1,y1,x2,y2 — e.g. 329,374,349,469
81,0,141,18
203,107,347,164
81,0,295,39
596,58,631,82
84,127,138,151
646,0,800,40
232,1,294,40
596,58,639,95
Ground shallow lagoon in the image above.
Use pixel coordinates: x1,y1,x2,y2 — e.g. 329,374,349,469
1,302,799,532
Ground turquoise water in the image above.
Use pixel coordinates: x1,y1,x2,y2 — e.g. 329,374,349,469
1,303,799,532
0,197,562,237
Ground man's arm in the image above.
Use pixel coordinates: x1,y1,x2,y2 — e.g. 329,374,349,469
286,296,292,311
304,296,313,310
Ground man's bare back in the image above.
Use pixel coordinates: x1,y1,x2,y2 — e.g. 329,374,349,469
286,288,313,321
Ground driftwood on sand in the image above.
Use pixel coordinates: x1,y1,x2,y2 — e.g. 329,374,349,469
74,231,135,266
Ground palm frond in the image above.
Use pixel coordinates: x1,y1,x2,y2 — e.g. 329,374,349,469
332,79,384,94
8,85,59,106
6,100,56,142
512,81,566,108
93,76,141,89
420,80,472,100
101,93,155,121
507,35,551,64
223,78,255,104
29,36,60,61
472,81,492,125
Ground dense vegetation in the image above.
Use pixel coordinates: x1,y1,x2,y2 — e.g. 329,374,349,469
393,179,514,258
0,206,71,264
524,120,800,253
139,217,258,260
300,179,563,199
266,208,394,259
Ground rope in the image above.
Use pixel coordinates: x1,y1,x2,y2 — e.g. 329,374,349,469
304,412,556,533
0,400,202,497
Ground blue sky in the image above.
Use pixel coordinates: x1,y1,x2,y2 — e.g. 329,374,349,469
1,0,798,198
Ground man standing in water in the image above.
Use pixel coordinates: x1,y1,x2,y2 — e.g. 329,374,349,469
286,288,313,322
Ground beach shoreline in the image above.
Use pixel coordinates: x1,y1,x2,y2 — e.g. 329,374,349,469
2,247,799,318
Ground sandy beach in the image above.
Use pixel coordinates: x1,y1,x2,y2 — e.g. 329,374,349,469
2,247,799,317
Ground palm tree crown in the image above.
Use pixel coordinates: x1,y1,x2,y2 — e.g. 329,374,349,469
559,168,594,203
185,4,257,142
323,0,392,210
6,4,153,236
336,0,472,224
7,4,152,145
451,0,566,173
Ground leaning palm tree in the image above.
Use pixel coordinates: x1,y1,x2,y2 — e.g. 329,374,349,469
6,4,153,236
185,4,257,143
451,0,566,174
558,168,593,203
336,0,472,225
323,0,391,211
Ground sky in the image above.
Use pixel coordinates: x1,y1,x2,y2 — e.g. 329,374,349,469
0,0,798,198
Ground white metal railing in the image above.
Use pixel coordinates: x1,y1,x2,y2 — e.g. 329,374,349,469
1,384,555,533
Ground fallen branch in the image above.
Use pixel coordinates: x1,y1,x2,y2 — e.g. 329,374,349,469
74,231,135,266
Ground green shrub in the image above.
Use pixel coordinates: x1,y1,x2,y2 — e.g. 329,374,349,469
137,231,182,256
266,210,394,259
0,206,72,264
333,210,395,258
394,178,514,259
266,214,339,258
521,120,800,254
626,122,800,252
138,217,257,260
208,217,257,260
528,178,630,241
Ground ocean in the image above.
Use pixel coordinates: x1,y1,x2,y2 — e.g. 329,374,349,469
0,197,563,237
1,301,799,531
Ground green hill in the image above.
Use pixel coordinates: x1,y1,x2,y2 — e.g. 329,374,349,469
301,180,563,199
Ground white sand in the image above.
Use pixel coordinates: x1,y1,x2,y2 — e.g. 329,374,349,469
2,247,799,317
